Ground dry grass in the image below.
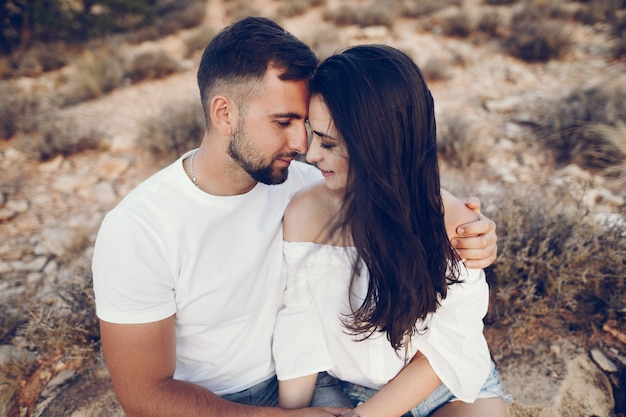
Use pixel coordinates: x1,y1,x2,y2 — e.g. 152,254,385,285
323,2,398,28
437,116,487,168
536,85,626,183
1,261,101,414
140,96,205,158
440,11,473,38
400,0,462,18
274,0,326,19
503,2,572,62
15,114,104,161
484,183,626,330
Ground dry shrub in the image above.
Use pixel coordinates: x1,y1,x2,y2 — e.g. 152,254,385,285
477,11,501,36
0,82,21,140
440,12,473,37
503,3,572,62
485,183,626,328
536,86,626,183
483,0,517,4
10,42,73,77
183,25,216,58
437,116,486,168
126,50,181,84
301,25,343,61
0,83,54,139
0,259,100,414
223,0,261,22
400,0,462,18
56,50,126,108
275,0,326,19
323,2,398,28
572,0,624,25
141,97,205,158
155,0,207,36
16,114,104,161
420,57,452,82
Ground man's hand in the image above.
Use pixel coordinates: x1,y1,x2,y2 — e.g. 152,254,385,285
451,197,497,269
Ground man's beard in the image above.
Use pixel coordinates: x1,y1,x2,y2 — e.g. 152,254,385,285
227,121,293,185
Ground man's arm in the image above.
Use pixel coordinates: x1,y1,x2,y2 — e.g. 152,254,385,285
441,191,498,269
100,317,340,417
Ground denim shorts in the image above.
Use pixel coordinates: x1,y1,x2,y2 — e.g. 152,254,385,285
312,361,510,417
221,376,279,406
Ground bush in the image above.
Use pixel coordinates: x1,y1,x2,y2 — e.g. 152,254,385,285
323,3,398,28
535,86,626,182
477,11,501,36
503,18,571,62
400,0,462,18
0,0,156,54
16,114,104,160
183,25,216,58
140,97,205,158
437,116,486,168
440,12,473,37
56,49,126,107
126,50,181,84
485,184,626,328
275,0,326,19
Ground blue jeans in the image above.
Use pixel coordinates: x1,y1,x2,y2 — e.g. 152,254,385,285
312,362,509,417
221,376,279,406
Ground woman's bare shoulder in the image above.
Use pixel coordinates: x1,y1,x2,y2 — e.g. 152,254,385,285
441,188,480,240
283,181,337,242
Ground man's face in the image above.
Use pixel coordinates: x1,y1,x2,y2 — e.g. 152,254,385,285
227,68,310,185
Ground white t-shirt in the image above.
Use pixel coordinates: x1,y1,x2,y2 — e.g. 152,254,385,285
273,241,493,403
92,152,321,396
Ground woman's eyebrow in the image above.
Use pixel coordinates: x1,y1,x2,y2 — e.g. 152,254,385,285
312,129,338,141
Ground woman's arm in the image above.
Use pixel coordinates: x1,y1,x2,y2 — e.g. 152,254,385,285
350,353,440,417
279,374,319,409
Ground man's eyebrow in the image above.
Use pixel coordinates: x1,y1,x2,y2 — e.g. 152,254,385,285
271,112,304,119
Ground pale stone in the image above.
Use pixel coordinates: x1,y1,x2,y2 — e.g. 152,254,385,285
92,181,118,204
38,155,65,173
11,256,48,272
95,156,130,180
591,349,618,373
52,175,85,194
40,227,86,258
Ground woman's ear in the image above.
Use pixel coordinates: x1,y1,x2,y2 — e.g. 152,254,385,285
209,96,237,135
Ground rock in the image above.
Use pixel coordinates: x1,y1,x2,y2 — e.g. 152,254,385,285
40,226,88,258
31,363,125,417
94,156,130,180
591,349,618,373
11,256,48,273
497,343,615,417
51,175,86,194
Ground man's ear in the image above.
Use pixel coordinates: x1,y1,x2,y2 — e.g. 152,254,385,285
209,96,237,135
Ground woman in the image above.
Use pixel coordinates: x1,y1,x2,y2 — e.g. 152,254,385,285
273,45,509,417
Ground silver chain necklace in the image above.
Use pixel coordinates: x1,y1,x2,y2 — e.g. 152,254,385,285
189,150,200,189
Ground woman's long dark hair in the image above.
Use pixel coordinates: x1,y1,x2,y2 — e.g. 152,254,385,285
310,44,461,350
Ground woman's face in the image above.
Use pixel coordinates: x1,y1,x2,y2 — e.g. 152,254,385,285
306,95,350,192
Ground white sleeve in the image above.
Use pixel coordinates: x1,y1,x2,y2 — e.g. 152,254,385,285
413,266,492,402
273,244,333,380
92,209,177,324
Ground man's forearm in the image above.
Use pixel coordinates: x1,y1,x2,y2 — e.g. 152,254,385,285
118,378,338,417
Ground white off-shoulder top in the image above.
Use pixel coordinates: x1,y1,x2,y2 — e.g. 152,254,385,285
273,241,493,403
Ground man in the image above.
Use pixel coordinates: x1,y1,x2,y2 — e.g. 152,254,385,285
92,17,498,417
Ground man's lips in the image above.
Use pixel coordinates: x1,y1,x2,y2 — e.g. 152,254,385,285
276,157,294,166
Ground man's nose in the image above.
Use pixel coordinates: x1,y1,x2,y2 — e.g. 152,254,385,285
288,121,308,154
